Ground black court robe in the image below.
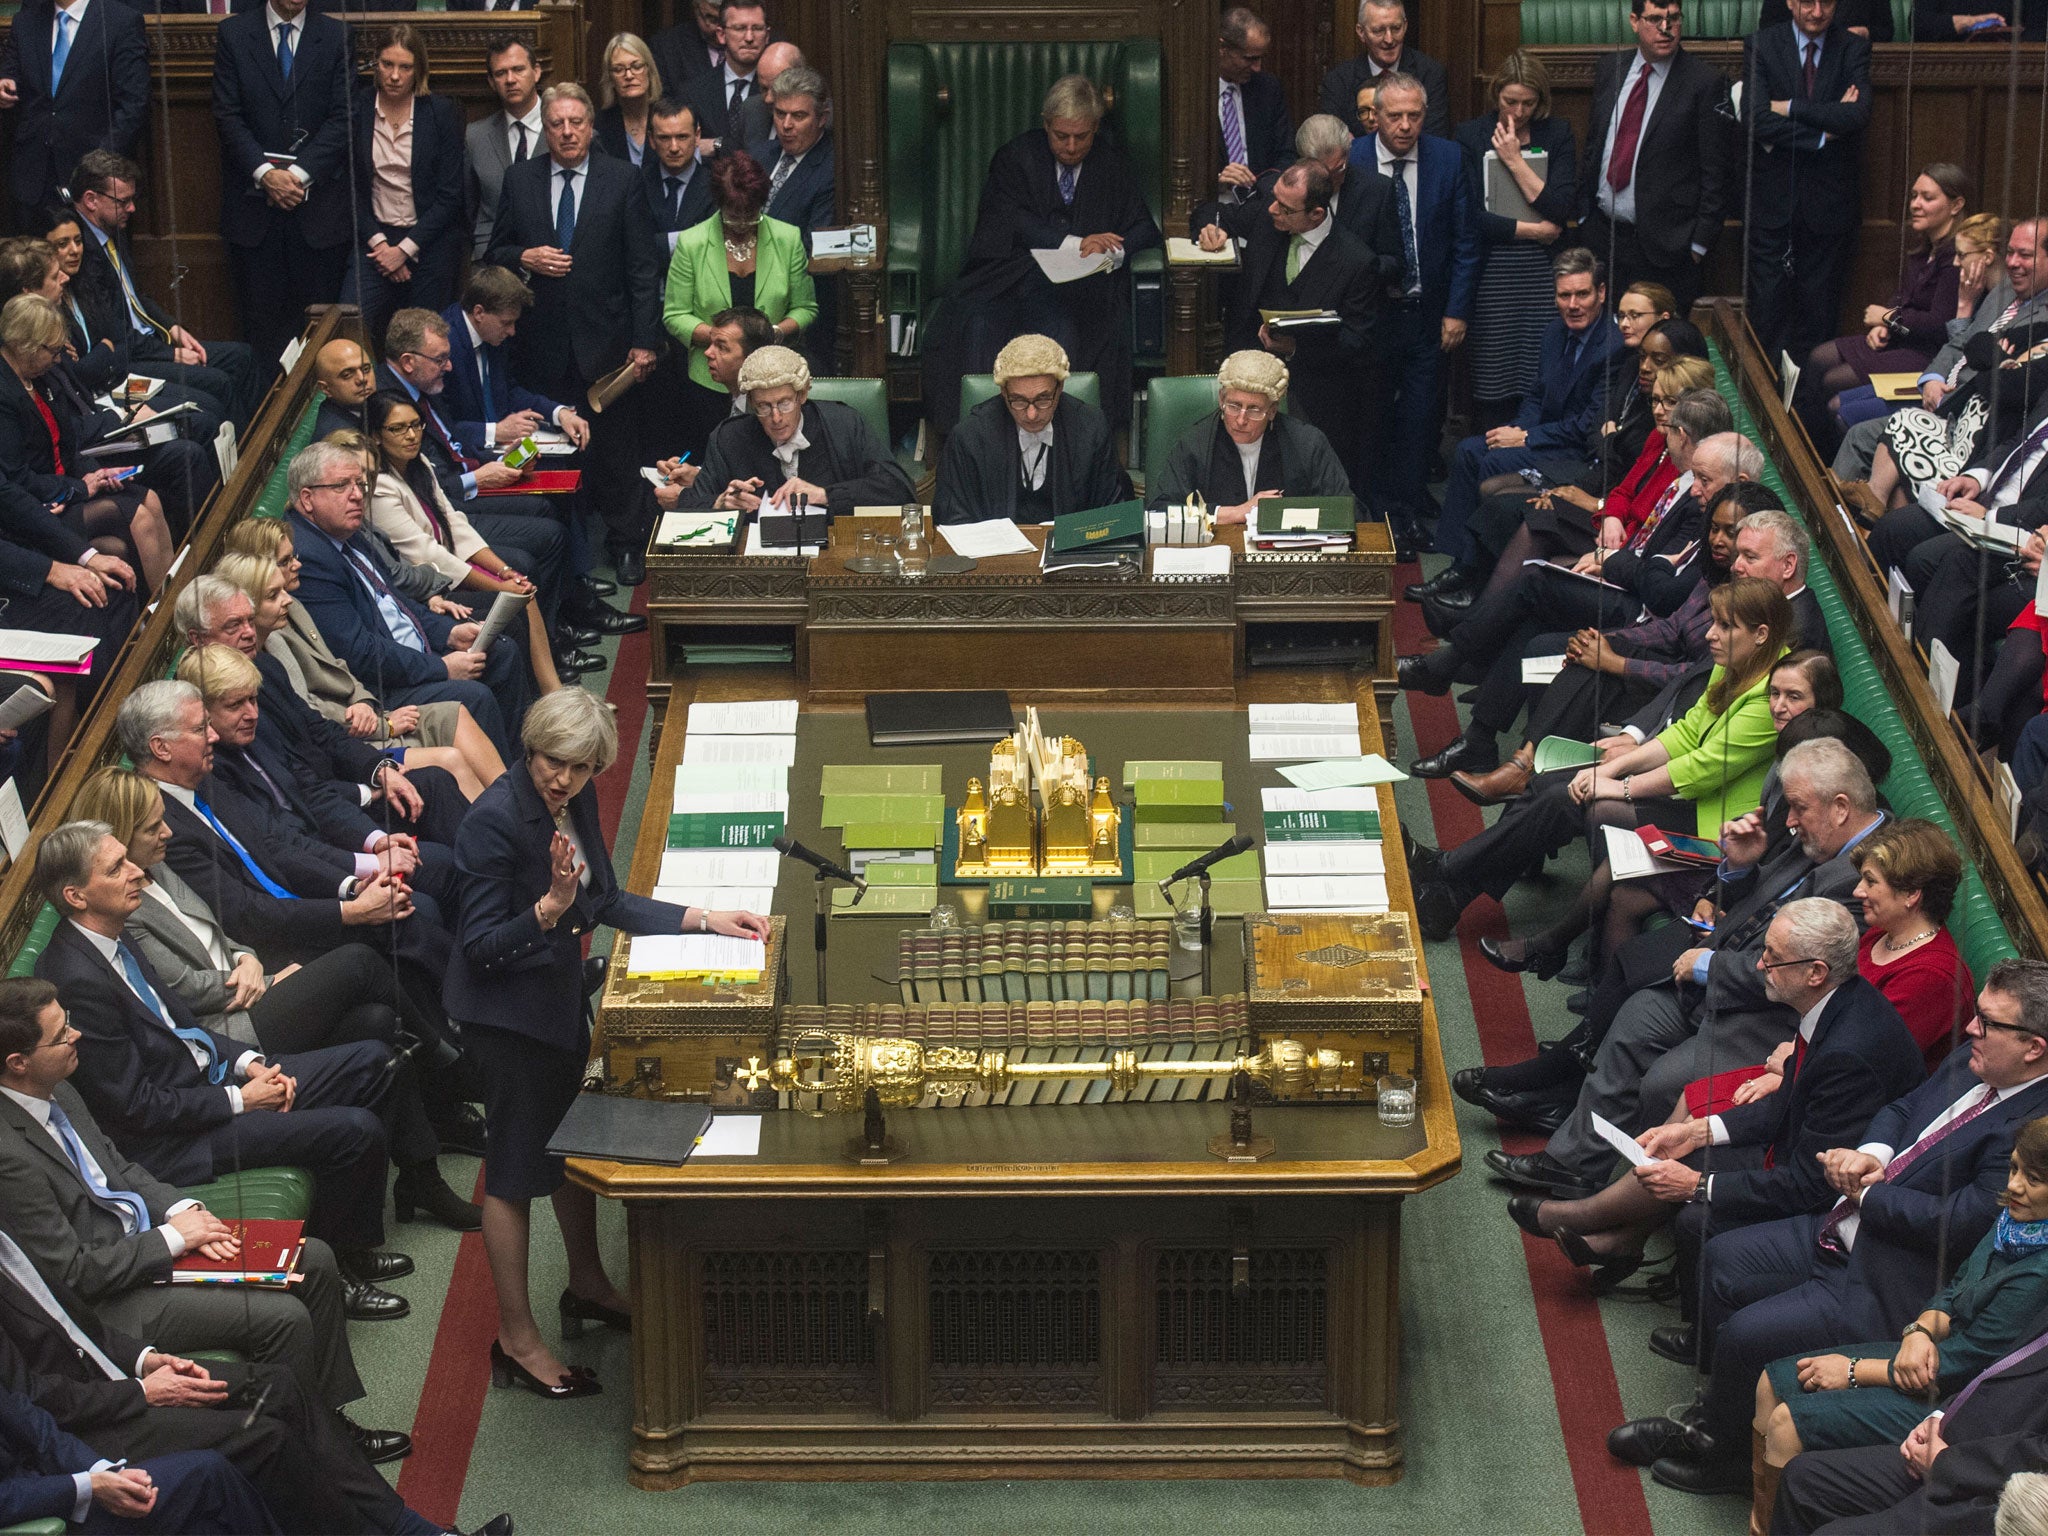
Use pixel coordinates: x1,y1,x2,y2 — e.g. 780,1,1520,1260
681,399,914,519
932,394,1131,526
922,129,1161,434
1148,412,1354,514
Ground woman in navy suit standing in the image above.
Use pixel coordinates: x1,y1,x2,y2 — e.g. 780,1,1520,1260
342,25,465,344
447,687,768,1399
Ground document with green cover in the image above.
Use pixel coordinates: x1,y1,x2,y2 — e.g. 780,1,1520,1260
1532,736,1600,773
1049,500,1145,553
1254,498,1354,535
667,812,784,849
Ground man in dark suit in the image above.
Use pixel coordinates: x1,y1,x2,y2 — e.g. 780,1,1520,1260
0,0,147,228
645,98,715,256
1215,7,1293,205
1580,0,1730,313
1197,159,1380,475
649,0,727,100
730,39,800,150
1193,114,1404,288
209,0,353,371
678,0,769,149
1623,969,2048,1493
1433,247,1622,568
1347,69,1478,558
1317,0,1450,140
1742,0,1873,363
752,65,837,377
465,35,546,261
308,336,373,441
1489,737,1887,1198
487,81,664,577
69,153,257,430
31,824,404,1282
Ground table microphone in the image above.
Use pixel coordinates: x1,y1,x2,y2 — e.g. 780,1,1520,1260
1157,833,1255,896
773,834,867,893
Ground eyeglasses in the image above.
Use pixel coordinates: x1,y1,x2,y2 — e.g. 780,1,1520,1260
752,397,802,419
401,348,451,369
306,478,369,496
611,59,648,74
1759,955,1825,970
1004,392,1059,413
1221,400,1273,421
383,420,425,436
30,1016,77,1052
1976,1016,2046,1041
1639,11,1683,28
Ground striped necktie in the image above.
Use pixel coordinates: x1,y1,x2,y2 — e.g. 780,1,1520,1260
1816,1084,1998,1254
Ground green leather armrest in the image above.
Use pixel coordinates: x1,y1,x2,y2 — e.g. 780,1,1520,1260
6,906,60,979
1143,376,1220,493
960,372,1100,420
808,379,890,446
180,1167,316,1223
0,1519,69,1534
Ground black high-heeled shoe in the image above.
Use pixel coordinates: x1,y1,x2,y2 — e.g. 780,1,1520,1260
1555,1229,1645,1293
489,1340,601,1399
392,1167,482,1231
1479,935,1570,981
559,1289,632,1340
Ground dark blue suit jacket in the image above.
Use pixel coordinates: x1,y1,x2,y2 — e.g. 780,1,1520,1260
445,765,685,1046
1846,1056,2048,1325
1710,975,1928,1223
639,154,715,245
751,129,835,237
436,303,562,458
1517,315,1624,455
209,7,354,249
34,921,245,1186
285,510,457,695
0,1386,124,1525
348,87,464,258
1227,70,1294,178
156,779,358,964
0,0,149,212
1345,132,1479,324
212,739,372,882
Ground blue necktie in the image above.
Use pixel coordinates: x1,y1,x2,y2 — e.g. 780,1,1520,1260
1392,159,1420,296
275,21,293,82
45,1102,152,1235
114,941,228,1086
192,796,298,902
50,10,74,91
1057,163,1077,207
555,167,577,250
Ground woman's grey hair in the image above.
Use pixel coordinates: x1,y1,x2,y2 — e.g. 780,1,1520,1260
1738,509,1810,580
1779,736,1879,813
523,687,619,774
1772,897,1861,983
0,293,63,352
1999,1473,2048,1536
1295,113,1353,160
174,574,243,642
287,440,362,500
116,680,201,762
737,344,812,396
35,820,113,911
1041,74,1105,124
1217,349,1289,403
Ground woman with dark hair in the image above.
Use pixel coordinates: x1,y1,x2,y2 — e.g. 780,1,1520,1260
342,24,465,341
660,150,816,448
1799,164,1974,447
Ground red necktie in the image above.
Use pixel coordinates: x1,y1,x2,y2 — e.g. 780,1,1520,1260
420,401,479,474
1607,64,1652,193
1801,40,1818,98
1762,1034,1812,1170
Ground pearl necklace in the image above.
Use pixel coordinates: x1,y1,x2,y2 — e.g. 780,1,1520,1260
1880,926,1937,955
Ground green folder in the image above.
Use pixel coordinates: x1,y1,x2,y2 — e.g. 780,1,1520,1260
832,886,935,914
1136,879,1262,919
863,862,940,887
820,764,943,796
666,812,784,849
1134,821,1237,849
1049,499,1145,552
1532,736,1600,773
820,794,945,828
840,821,942,851
1121,759,1224,787
1263,809,1382,842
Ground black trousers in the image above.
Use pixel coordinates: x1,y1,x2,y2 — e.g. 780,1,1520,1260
131,341,262,432
1524,657,1661,746
1747,213,1858,372
227,227,347,386
1774,1442,1998,1534
564,357,654,557
1580,210,1706,315
1361,303,1444,533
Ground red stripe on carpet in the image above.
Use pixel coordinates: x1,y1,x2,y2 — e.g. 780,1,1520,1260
396,583,655,1527
1398,591,1654,1536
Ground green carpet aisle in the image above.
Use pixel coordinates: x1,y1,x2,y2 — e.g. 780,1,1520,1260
334,559,1752,1535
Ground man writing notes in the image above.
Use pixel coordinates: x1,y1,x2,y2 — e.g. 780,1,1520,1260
933,334,1131,525
921,75,1161,436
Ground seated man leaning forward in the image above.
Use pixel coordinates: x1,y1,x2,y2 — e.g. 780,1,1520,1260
684,344,913,519
933,334,1132,526
1146,349,1355,525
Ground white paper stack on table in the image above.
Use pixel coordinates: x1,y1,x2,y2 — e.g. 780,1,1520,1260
1258,754,1388,912
661,701,800,912
940,519,1036,558
1246,702,1361,763
623,933,768,979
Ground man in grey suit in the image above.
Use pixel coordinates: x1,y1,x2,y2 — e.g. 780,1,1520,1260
465,34,547,261
0,978,413,1466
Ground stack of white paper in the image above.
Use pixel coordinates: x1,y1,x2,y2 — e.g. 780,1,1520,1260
687,699,799,734
652,884,776,912
671,791,790,815
625,933,768,977
1263,842,1386,876
1262,875,1389,913
1249,732,1363,762
744,521,820,558
674,762,789,794
658,850,781,888
679,734,799,767
1247,703,1358,731
1277,756,1405,789
941,519,1036,558
1152,545,1232,579
1260,787,1378,813
1246,703,1361,762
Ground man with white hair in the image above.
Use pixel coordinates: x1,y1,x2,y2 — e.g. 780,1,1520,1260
749,64,837,378
1733,505,1831,657
687,345,911,519
1148,351,1352,520
1317,0,1450,139
920,74,1161,434
933,334,1130,525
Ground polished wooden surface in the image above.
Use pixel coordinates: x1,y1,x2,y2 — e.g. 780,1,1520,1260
575,674,1456,1486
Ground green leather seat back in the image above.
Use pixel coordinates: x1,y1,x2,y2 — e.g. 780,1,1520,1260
180,1166,316,1222
0,1521,68,1534
6,906,61,979
251,403,323,521
1141,375,1292,493
1709,344,2020,978
807,378,890,446
960,372,1101,421
886,39,1163,348
1519,0,1761,42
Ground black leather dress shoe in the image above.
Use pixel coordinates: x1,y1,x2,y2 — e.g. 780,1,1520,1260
1402,832,1443,885
340,1415,413,1465
1395,654,1452,696
1506,1195,1550,1237
612,546,646,586
340,1250,414,1284
579,574,616,599
1451,1067,1489,1106
1478,935,1570,980
1403,565,1474,603
1607,1416,1693,1468
583,956,609,996
1468,1081,1573,1134
462,1516,515,1536
1483,1148,1598,1199
1556,1229,1644,1291
1410,735,1497,779
343,1280,410,1321
1651,1451,1748,1495
1421,591,1474,642
392,1168,483,1231
564,602,647,637
1413,878,1464,942
554,647,605,675
433,1103,487,1158
1648,1324,1698,1366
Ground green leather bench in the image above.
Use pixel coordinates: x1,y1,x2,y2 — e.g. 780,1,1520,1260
1519,0,1910,41
1710,344,2019,979
959,371,1101,423
248,403,324,522
886,39,1166,374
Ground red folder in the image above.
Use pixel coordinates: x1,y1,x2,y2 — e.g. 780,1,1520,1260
478,470,581,496
169,1219,305,1285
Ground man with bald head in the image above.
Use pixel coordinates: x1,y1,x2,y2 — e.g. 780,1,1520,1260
310,339,376,440
731,40,803,149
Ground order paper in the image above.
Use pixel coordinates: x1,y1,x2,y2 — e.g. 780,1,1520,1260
695,1116,763,1157
1152,545,1232,578
658,850,781,888
625,933,767,977
652,884,775,912
687,699,799,735
1263,842,1386,876
1030,236,1114,285
1592,1112,1653,1169
941,518,1036,558
1522,654,1567,685
1247,703,1358,730
673,763,789,796
1277,756,1405,789
680,734,799,768
1262,787,1378,812
1248,732,1363,762
670,791,790,816
1262,875,1389,912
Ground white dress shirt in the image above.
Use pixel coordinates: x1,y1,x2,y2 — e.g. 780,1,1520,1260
1964,430,2048,514
66,920,258,1112
1235,438,1263,500
1707,992,1829,1149
0,1086,198,1252
549,157,587,227
1826,1076,2038,1250
502,101,542,163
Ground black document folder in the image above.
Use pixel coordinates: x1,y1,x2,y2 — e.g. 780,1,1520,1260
864,689,1014,746
544,1094,713,1166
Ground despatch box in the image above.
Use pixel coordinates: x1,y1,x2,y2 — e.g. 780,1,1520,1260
589,915,787,1105
1241,912,1425,1094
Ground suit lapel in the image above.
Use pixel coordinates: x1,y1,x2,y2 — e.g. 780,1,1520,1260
0,1095,82,1193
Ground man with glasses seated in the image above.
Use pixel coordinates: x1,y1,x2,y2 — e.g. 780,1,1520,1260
1148,350,1353,523
933,333,1131,526
684,344,911,522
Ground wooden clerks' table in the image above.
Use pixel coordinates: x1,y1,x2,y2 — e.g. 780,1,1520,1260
571,677,1458,1487
643,517,1398,740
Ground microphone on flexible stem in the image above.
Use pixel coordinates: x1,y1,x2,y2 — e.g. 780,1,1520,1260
1157,833,1256,896
773,834,867,894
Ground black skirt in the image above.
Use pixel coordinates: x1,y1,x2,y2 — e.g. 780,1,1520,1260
462,1016,589,1201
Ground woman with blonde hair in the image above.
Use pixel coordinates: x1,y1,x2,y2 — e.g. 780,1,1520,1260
595,32,662,166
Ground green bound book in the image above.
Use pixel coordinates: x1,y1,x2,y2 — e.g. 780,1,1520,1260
831,887,935,914
1121,759,1224,787
989,878,1093,920
1254,497,1353,535
1050,500,1145,552
1133,779,1225,821
863,862,939,887
1134,849,1262,883
819,793,945,827
667,812,785,849
1134,820,1236,849
819,764,943,796
840,822,942,851
1263,809,1382,842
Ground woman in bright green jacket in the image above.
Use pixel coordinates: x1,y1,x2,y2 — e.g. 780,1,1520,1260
1483,575,1795,978
661,151,817,399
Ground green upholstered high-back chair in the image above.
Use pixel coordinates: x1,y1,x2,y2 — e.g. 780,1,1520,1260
959,371,1101,423
887,39,1165,371
1140,375,1292,494
1518,0,1764,42
808,378,891,446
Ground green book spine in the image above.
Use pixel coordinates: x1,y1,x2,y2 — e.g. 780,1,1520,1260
1134,821,1237,849
666,812,784,849
1263,809,1382,841
839,821,942,851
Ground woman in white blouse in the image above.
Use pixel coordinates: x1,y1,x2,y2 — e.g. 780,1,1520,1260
361,390,564,694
